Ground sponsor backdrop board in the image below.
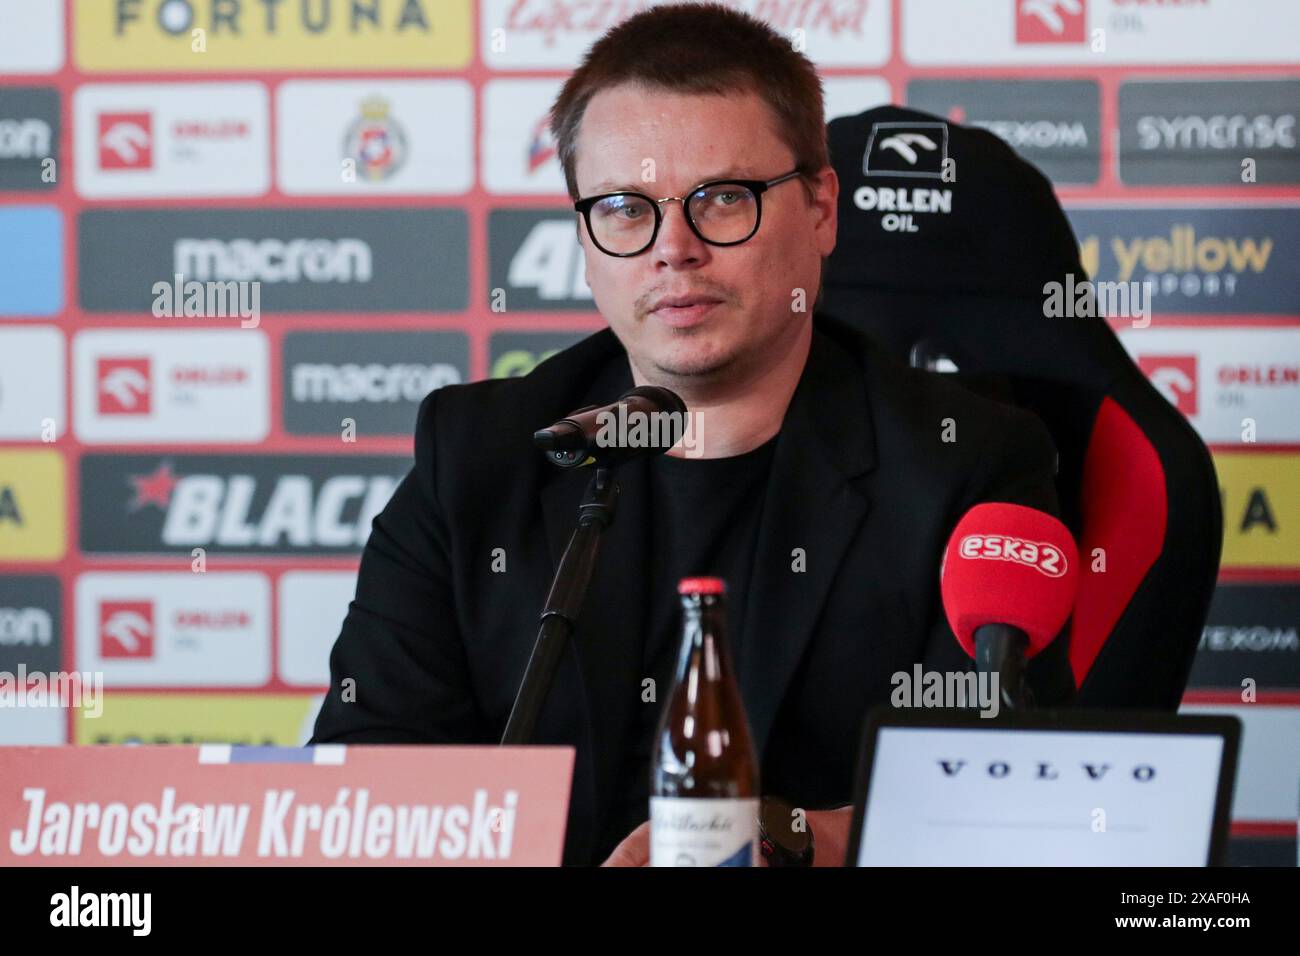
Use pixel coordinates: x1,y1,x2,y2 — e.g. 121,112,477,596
0,0,1296,862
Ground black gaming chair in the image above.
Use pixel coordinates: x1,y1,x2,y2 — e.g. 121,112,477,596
820,105,1222,710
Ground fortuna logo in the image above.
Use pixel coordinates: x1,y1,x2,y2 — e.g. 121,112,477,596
98,112,152,169
958,534,1069,577
1016,0,1086,43
97,357,152,416
1137,355,1198,416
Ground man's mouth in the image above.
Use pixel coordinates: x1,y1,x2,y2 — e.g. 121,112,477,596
649,295,724,329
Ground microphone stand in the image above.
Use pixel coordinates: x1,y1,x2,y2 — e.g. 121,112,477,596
973,624,1034,710
501,466,619,744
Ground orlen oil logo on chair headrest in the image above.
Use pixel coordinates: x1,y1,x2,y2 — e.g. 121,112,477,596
856,121,953,235
957,533,1070,578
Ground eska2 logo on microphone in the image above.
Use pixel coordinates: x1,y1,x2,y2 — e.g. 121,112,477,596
957,534,1070,577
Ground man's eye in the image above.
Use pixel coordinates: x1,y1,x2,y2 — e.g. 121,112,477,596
596,197,649,220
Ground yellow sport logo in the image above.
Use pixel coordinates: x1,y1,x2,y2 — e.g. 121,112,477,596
76,693,323,745
75,0,471,71
1216,452,1300,570
0,451,66,562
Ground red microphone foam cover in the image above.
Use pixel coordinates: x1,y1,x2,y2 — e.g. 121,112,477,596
940,502,1080,660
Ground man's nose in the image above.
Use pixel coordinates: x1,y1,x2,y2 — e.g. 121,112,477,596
651,200,709,266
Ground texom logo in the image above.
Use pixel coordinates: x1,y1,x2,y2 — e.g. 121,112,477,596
98,112,152,170
1015,0,1086,44
1138,355,1198,417
99,601,154,659
97,357,152,416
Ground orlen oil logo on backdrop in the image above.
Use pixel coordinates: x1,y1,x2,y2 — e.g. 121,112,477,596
96,357,152,416
1015,0,1087,44
73,0,471,71
75,330,269,443
78,573,271,686
80,455,409,556
1135,354,1197,417
903,0,1300,66
97,111,151,169
1066,207,1297,314
99,601,154,659
0,87,59,191
78,208,467,313
481,0,890,69
75,83,269,198
1119,327,1300,444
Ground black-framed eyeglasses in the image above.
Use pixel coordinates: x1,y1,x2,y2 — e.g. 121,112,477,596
574,168,803,257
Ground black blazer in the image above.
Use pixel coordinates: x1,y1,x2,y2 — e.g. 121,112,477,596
309,313,1073,865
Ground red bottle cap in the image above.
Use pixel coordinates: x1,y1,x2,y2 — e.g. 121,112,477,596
678,577,726,595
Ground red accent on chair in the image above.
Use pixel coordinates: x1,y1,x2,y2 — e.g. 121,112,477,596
1071,397,1168,686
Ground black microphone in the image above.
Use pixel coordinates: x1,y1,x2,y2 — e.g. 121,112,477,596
534,386,687,469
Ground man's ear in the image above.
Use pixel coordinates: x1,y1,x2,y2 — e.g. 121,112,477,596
809,165,839,258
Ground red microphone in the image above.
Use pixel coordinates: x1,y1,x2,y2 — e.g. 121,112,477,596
940,502,1079,708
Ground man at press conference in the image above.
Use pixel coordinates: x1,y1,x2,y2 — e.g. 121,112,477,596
309,3,1076,866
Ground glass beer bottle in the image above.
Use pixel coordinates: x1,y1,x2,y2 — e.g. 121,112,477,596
649,577,759,866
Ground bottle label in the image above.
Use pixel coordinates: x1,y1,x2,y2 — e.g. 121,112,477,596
649,797,759,867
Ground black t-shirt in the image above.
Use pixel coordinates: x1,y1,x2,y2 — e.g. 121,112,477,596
596,434,778,859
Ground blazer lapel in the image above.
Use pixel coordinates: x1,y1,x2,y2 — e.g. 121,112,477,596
740,325,878,761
